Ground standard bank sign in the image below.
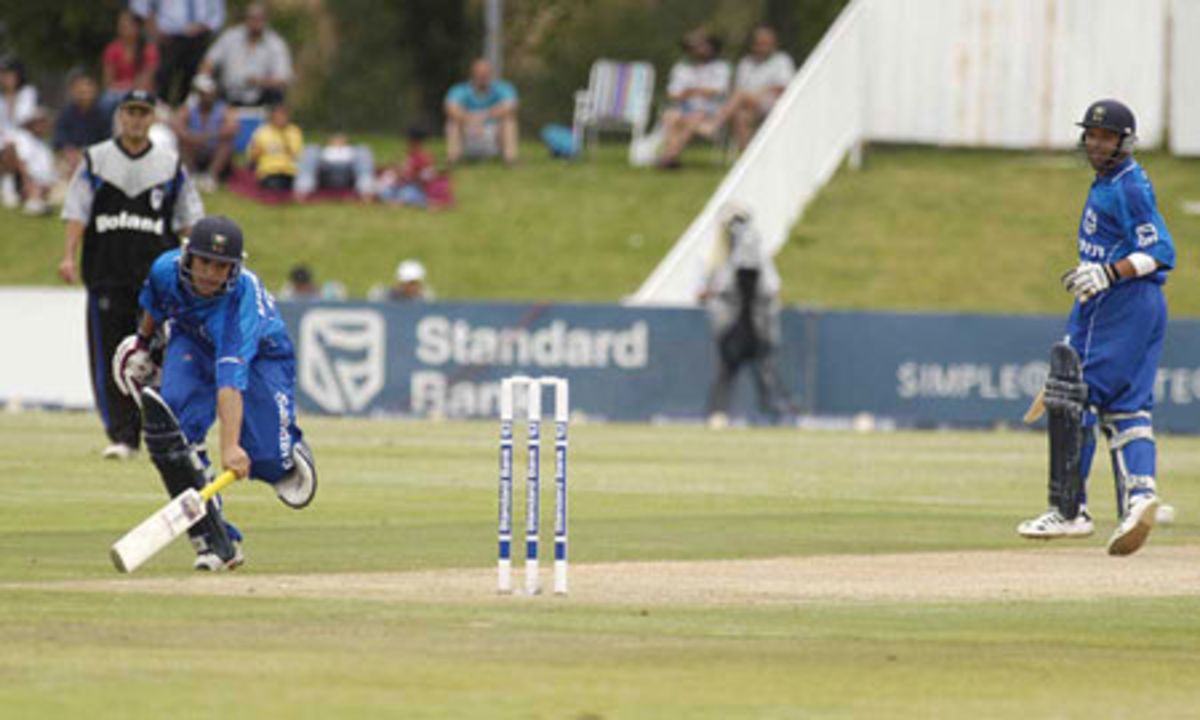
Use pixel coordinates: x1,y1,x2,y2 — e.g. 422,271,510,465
299,308,386,413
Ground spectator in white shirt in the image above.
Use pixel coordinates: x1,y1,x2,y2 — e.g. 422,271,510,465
657,30,730,169
700,26,795,152
199,2,293,107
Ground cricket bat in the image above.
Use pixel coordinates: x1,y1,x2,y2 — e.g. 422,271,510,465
110,470,239,573
1022,387,1046,424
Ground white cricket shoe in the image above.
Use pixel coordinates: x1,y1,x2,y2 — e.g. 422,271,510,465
191,537,245,571
274,441,317,509
1017,508,1094,539
1107,493,1159,557
102,443,138,460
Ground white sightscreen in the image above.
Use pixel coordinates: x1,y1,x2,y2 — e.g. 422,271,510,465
865,0,1166,148
1170,0,1200,155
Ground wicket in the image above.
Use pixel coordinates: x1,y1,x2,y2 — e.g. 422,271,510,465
498,375,569,595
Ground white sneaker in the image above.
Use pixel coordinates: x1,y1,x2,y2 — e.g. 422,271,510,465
274,441,317,509
1107,493,1159,556
0,175,18,209
21,197,47,216
191,537,245,571
707,412,729,430
102,443,137,460
1017,507,1094,539
195,173,217,193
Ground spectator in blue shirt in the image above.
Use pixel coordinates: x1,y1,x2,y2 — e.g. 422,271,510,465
444,58,518,165
54,71,111,175
130,0,226,106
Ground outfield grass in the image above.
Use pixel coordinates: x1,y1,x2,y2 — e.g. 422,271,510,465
8,141,1200,311
2,412,1198,718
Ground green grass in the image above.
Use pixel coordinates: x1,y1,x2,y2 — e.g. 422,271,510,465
7,141,1200,311
6,140,724,302
2,411,1199,717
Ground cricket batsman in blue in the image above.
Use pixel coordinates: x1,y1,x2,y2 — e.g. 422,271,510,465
1018,99,1175,556
112,215,317,571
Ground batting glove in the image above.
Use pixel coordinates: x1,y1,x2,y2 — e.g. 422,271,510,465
112,333,161,400
1061,261,1118,303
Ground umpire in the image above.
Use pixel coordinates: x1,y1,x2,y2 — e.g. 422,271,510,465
59,89,204,460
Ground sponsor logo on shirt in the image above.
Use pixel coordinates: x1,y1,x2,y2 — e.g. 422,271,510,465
1083,207,1097,235
95,211,165,236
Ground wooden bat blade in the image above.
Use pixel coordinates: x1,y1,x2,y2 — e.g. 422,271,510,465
110,471,239,573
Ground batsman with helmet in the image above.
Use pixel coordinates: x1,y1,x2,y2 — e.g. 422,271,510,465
1018,99,1175,556
114,215,317,571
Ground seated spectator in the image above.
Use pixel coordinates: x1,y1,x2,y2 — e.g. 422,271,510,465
247,101,302,191
172,73,235,192
295,132,375,200
368,259,434,302
444,58,518,165
700,26,794,152
199,2,293,107
0,56,38,210
376,126,453,208
0,106,55,215
0,55,36,136
278,263,347,301
656,30,730,169
53,70,111,175
100,9,158,117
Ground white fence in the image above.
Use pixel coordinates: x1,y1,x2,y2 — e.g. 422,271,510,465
631,0,1183,306
0,288,92,408
629,0,867,305
1170,0,1200,155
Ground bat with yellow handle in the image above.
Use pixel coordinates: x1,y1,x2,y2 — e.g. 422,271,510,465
1023,387,1046,424
110,470,239,573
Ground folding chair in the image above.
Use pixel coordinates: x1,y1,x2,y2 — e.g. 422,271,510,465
572,60,655,163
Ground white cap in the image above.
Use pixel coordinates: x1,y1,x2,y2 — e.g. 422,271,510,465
396,259,426,283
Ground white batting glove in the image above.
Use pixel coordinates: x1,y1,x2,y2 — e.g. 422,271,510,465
1061,262,1117,303
112,334,160,399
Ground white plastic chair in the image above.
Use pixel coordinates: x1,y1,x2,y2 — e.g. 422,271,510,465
572,60,655,164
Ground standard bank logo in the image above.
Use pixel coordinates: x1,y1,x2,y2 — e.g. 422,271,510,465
299,308,386,413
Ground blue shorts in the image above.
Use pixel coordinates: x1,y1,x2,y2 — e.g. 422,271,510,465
1066,280,1166,414
159,331,303,483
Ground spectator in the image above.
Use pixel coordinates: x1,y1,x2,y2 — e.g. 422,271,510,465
0,55,36,135
130,0,225,106
699,206,795,427
368,259,434,302
54,71,111,176
295,133,375,201
0,56,37,209
0,106,55,215
100,9,159,116
700,26,794,152
199,2,293,107
657,30,731,169
444,58,519,165
376,126,452,208
278,263,347,301
247,101,302,191
172,73,235,192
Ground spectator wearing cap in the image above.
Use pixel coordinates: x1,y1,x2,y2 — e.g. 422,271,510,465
60,89,204,459
101,9,160,116
247,101,302,191
368,260,434,302
199,2,292,107
444,58,519,165
129,0,225,106
172,73,235,192
54,71,111,176
0,106,55,215
657,30,731,169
